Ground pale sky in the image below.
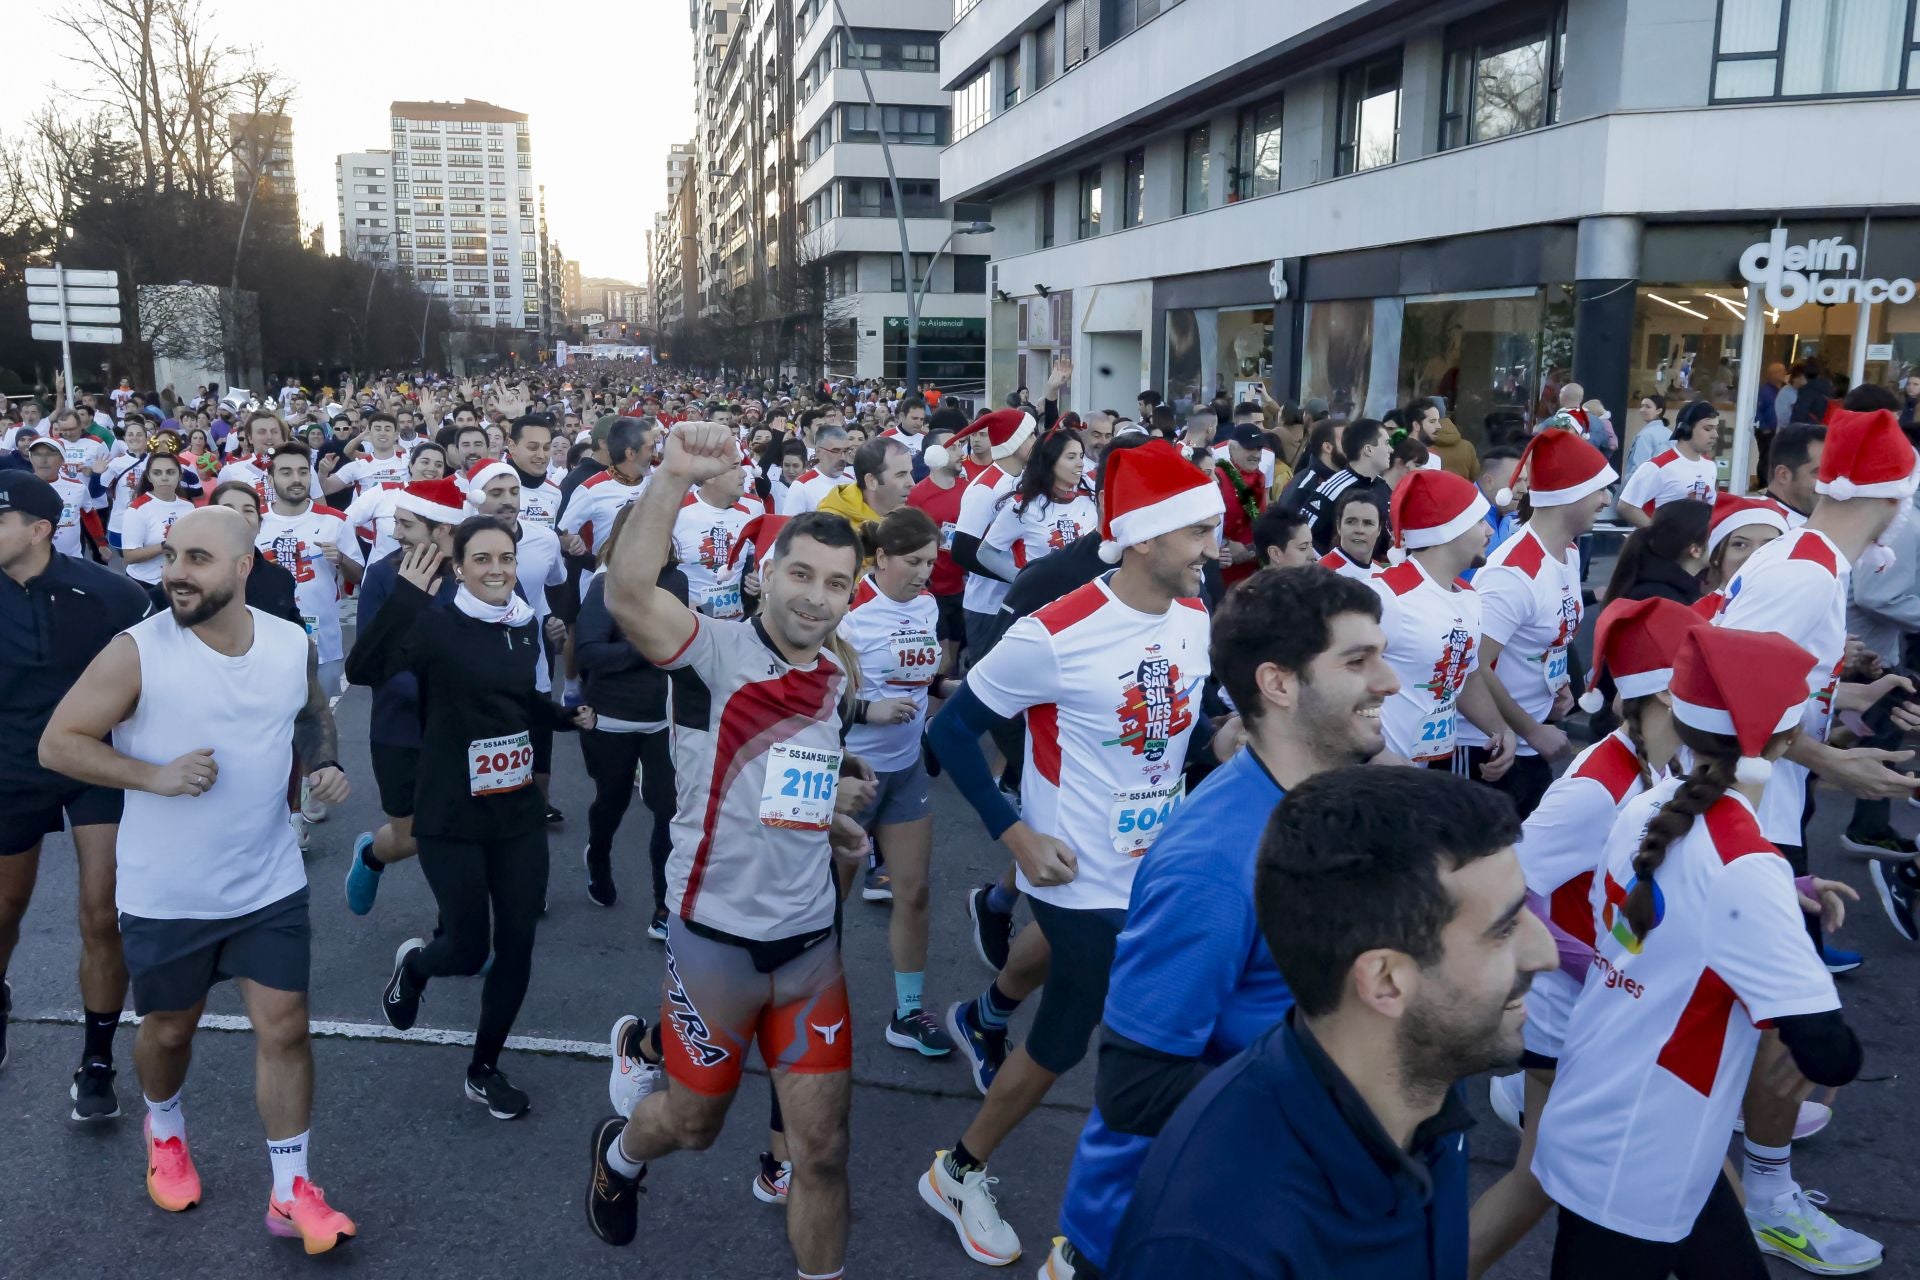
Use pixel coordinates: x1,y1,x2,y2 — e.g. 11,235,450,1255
6,0,696,285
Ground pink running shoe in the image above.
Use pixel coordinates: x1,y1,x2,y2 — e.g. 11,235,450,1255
265,1177,357,1255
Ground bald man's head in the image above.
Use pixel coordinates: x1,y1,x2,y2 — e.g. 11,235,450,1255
161,506,254,627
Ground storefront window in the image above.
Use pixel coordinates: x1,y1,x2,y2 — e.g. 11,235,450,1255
1301,299,1380,420
1165,306,1276,418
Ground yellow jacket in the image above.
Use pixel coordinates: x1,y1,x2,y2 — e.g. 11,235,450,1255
816,482,881,568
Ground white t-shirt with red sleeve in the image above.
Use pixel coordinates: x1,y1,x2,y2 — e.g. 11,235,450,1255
1365,558,1481,762
330,451,410,500
120,494,197,585
955,463,1018,615
964,575,1210,912
1712,527,1848,844
215,454,272,504
1533,782,1839,1242
836,575,941,773
557,470,646,559
1618,447,1717,516
1316,547,1373,581
983,487,1098,572
671,491,756,620
777,467,843,516
1454,523,1581,758
254,501,365,664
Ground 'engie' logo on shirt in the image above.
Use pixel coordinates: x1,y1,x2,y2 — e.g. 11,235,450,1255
1106,654,1192,762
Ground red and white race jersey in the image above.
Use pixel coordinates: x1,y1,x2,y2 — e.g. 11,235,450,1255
343,482,406,564
558,470,646,557
777,467,845,516
967,576,1211,911
216,454,272,503
120,494,196,585
1455,523,1581,758
1713,527,1849,844
984,487,1098,571
1533,782,1837,1242
1316,547,1372,581
671,492,756,620
659,614,847,941
518,473,565,529
1366,558,1481,762
1515,729,1655,1059
255,501,364,664
56,435,110,485
954,463,1018,615
102,454,146,534
331,451,410,500
1618,448,1717,515
50,476,94,558
837,575,940,772
878,425,925,456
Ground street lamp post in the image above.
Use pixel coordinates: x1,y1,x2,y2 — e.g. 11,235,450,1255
910,221,995,396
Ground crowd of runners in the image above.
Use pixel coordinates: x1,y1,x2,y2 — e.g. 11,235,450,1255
2,358,1917,1277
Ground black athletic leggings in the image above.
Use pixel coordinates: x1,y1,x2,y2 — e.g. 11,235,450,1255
410,828,550,1073
1550,1174,1766,1280
579,727,674,912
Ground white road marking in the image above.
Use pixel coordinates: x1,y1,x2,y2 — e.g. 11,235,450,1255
27,1008,609,1059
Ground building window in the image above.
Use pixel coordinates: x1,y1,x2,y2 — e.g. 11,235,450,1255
1076,166,1102,239
890,253,933,292
1123,148,1146,226
842,28,940,72
842,104,950,145
954,254,988,293
838,178,941,218
1040,182,1056,248
1002,48,1022,110
1110,0,1179,42
1035,17,1057,89
1233,97,1283,198
1182,127,1211,213
1711,0,1919,100
1439,2,1567,150
954,70,992,139
1337,50,1402,174
1063,0,1090,70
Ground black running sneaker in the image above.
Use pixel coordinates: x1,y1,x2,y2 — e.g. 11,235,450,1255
70,1057,120,1122
1874,860,1918,943
646,908,668,943
966,883,1013,972
584,847,617,908
465,1065,531,1120
586,1115,645,1246
545,804,566,826
382,938,426,1031
885,1009,956,1057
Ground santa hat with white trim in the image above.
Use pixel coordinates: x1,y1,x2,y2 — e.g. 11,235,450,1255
392,477,468,526
1494,429,1617,508
459,458,517,504
1815,405,1919,501
946,408,1038,461
1667,625,1818,785
1706,493,1791,556
1094,439,1225,565
1387,469,1488,563
1575,597,1705,714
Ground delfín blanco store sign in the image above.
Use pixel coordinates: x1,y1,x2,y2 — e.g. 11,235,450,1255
1740,229,1918,310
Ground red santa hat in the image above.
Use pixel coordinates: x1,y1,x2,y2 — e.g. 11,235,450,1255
1094,439,1224,565
1387,469,1489,561
392,477,468,526
1706,493,1791,556
1667,626,1818,785
1495,429,1617,508
1576,597,1705,714
1815,405,1919,501
946,408,1038,461
459,459,517,504
728,513,788,568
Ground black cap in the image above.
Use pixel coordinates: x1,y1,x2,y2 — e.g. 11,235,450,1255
1227,422,1268,450
0,472,64,526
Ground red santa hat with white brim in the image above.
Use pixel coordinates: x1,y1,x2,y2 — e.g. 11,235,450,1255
392,477,468,526
1705,493,1792,556
1814,405,1919,501
728,513,788,569
460,459,517,504
946,408,1038,462
1667,626,1818,785
1575,596,1705,714
1094,439,1224,565
1387,469,1488,563
1494,429,1617,508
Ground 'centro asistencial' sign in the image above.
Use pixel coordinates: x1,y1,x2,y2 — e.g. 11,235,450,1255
1740,230,1918,310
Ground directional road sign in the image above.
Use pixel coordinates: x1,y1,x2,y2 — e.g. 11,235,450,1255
24,267,119,288
27,284,120,306
29,303,121,325
32,323,122,345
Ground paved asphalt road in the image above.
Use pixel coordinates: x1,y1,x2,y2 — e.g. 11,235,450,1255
4,667,1920,1278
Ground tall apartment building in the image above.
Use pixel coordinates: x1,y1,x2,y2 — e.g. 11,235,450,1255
690,1,741,317
563,259,583,316
939,0,1920,479
336,150,395,262
796,0,988,384
651,142,699,332
230,111,298,240
383,99,542,333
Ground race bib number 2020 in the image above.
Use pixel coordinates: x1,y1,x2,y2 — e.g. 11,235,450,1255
468,731,534,796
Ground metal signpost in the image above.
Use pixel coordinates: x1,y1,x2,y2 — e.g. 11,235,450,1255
25,265,123,408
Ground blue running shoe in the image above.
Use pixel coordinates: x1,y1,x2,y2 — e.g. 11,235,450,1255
1819,943,1864,975
943,999,1009,1097
344,833,383,916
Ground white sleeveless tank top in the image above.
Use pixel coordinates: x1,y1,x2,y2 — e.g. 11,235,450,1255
113,607,310,919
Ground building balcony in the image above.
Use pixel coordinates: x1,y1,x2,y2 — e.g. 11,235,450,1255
797,140,944,202
798,68,948,136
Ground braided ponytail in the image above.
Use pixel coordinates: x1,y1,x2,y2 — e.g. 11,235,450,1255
1617,695,1659,791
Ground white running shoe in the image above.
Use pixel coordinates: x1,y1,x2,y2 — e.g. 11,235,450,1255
1488,1072,1525,1131
919,1152,1021,1266
1748,1186,1884,1275
1038,1236,1077,1279
607,1015,662,1119
1733,1100,1832,1140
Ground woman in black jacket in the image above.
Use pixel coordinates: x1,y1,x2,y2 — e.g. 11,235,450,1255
576,502,686,934
346,514,593,1119
1601,498,1711,606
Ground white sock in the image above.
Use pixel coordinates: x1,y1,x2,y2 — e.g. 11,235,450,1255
606,1131,646,1180
145,1091,186,1142
267,1130,310,1201
1742,1138,1793,1203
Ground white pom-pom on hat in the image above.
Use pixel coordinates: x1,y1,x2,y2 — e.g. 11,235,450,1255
1097,538,1125,564
924,444,951,470
1734,756,1773,785
1577,687,1605,714
1494,485,1515,507
1386,545,1408,565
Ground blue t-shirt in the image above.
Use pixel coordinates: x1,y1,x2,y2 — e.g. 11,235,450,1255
1057,746,1294,1267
